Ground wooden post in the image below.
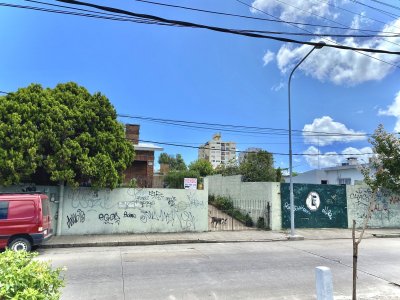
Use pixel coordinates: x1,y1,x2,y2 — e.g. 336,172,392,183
352,220,358,300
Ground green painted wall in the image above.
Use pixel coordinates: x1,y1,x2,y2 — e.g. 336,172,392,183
281,183,348,228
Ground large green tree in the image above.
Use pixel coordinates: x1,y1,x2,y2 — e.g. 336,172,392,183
362,124,400,194
188,159,214,177
0,82,134,188
158,153,187,171
240,150,278,182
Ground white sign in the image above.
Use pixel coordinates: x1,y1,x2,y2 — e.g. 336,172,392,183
306,191,321,211
184,178,197,190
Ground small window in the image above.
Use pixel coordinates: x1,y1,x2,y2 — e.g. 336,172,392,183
321,180,328,184
41,199,50,216
339,178,351,185
0,201,9,220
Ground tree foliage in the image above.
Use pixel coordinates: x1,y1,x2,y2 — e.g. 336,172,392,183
0,82,134,188
240,150,278,182
214,159,241,176
157,153,187,171
362,124,400,194
188,159,214,177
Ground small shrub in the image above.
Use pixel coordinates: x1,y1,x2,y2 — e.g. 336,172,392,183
244,214,254,227
257,217,266,229
0,249,65,300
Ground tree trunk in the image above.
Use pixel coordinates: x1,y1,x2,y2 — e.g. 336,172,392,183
352,220,358,300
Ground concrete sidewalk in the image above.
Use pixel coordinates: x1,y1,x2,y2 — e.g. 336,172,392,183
40,228,400,249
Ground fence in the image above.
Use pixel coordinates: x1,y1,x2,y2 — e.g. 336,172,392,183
208,199,271,231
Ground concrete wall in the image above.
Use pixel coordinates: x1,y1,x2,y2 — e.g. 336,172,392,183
347,185,400,228
207,175,282,230
61,186,208,235
1,184,208,235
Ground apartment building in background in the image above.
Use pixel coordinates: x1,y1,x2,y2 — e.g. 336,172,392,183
198,133,236,168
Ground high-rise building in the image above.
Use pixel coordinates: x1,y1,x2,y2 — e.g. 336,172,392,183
198,133,236,168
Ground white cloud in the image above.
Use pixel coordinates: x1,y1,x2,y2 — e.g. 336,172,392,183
378,91,400,132
349,12,371,30
263,50,275,66
303,146,373,168
271,81,285,91
250,0,332,22
275,18,400,85
303,116,367,146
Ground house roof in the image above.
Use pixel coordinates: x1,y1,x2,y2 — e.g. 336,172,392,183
134,143,163,152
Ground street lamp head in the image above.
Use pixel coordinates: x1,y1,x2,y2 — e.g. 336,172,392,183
314,41,326,49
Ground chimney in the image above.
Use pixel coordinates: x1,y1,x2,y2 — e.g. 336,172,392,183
126,124,140,145
347,157,358,166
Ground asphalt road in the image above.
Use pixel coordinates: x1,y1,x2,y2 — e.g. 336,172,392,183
38,238,400,300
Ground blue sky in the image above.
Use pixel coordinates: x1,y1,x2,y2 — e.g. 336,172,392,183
1,0,400,173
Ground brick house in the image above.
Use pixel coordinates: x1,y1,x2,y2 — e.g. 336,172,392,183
123,124,163,188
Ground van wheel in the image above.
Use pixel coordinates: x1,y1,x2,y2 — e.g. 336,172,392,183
9,237,32,252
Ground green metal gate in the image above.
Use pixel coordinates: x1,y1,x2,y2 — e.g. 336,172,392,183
281,183,348,228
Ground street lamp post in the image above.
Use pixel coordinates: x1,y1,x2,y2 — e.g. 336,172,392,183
288,42,325,239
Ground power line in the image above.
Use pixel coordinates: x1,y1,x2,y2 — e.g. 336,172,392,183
352,0,400,19
2,0,400,55
369,0,400,12
313,0,400,32
0,3,172,25
0,1,393,39
137,138,375,156
133,0,399,34
236,0,400,69
118,114,370,138
53,0,400,55
0,91,368,137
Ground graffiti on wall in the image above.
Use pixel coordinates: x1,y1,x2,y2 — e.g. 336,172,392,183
63,187,206,233
67,189,114,212
66,209,85,228
98,212,120,225
348,187,400,227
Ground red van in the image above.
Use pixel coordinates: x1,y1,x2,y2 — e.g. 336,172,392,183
0,193,53,251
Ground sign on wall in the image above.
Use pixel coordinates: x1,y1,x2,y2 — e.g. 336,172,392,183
184,178,197,190
281,183,348,229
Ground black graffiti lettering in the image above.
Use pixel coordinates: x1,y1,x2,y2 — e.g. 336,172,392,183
98,212,120,225
123,211,136,218
66,209,86,228
139,208,196,230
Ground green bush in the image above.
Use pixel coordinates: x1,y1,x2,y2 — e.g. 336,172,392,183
256,217,266,229
0,249,65,300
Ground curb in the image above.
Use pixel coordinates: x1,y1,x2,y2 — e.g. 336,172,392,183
40,238,288,249
372,233,400,238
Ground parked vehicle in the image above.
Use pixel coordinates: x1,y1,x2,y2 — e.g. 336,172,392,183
0,193,53,251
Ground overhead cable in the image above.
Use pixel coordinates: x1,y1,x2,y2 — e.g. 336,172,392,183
0,1,394,39
118,114,369,137
133,0,399,34
137,139,375,156
235,0,400,68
